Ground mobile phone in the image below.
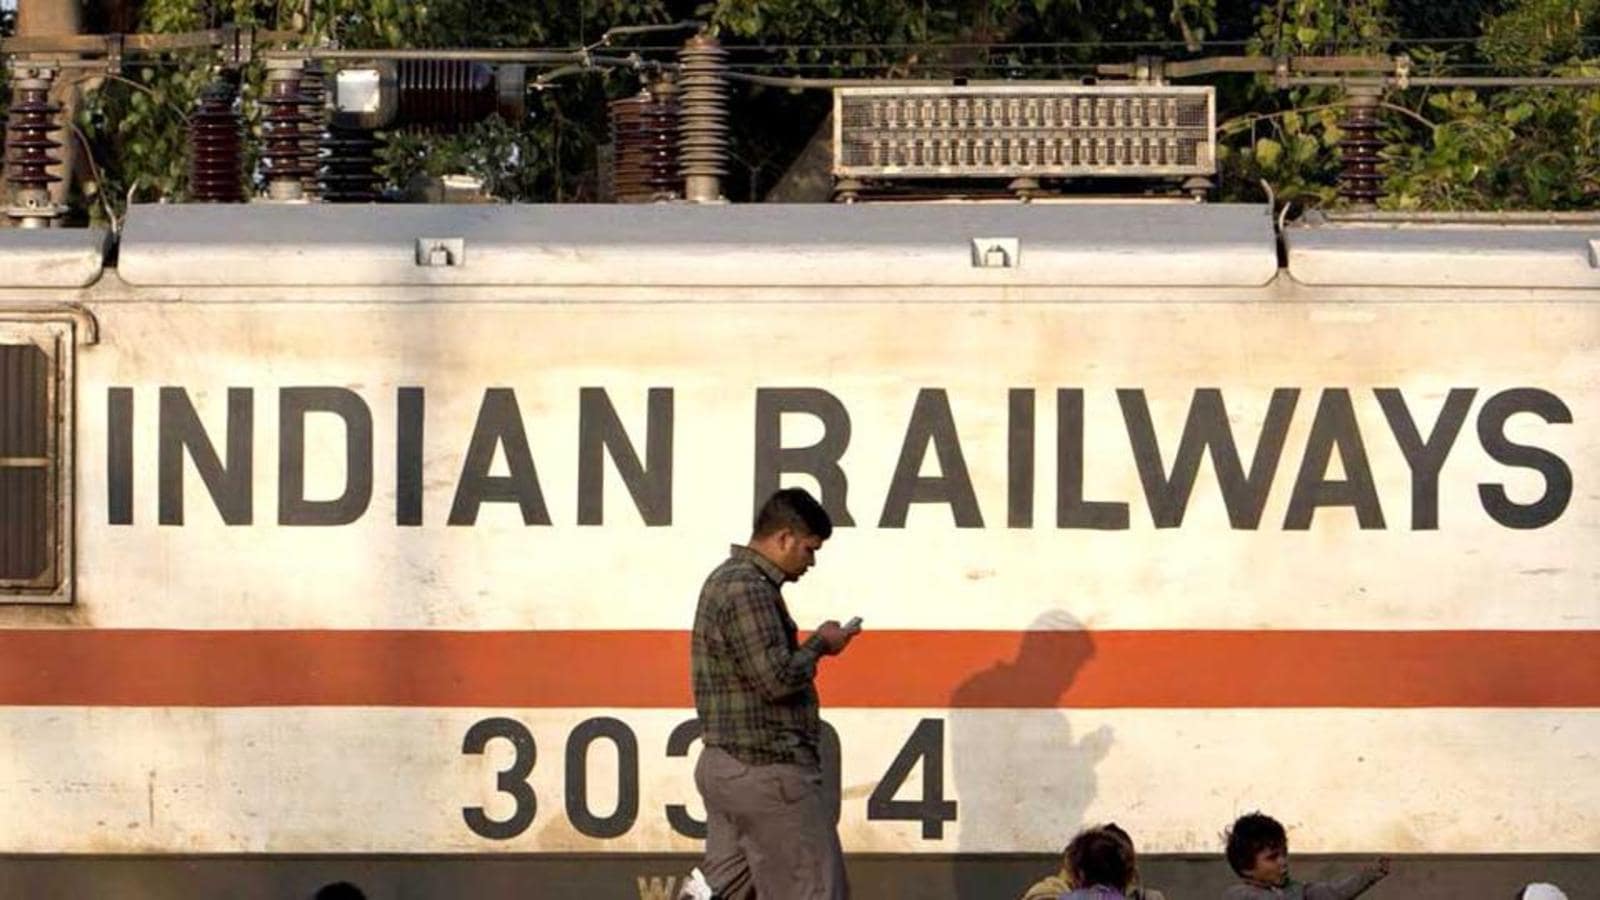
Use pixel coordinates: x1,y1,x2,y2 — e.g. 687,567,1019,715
843,616,863,632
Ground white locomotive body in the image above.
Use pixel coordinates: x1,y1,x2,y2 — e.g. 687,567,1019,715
0,202,1595,897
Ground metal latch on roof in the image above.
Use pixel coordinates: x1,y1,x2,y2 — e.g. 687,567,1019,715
1588,239,1600,268
972,237,1019,268
416,237,465,267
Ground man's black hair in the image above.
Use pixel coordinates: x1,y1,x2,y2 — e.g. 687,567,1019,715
753,487,833,540
1225,812,1287,876
1066,827,1132,890
313,883,366,900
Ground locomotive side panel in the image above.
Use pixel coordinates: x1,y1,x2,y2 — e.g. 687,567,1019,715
0,294,1594,863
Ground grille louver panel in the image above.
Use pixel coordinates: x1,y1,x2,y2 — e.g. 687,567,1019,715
835,85,1215,178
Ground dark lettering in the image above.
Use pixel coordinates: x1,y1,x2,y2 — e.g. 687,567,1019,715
665,720,706,840
866,718,957,839
565,717,640,839
278,387,373,526
1477,388,1573,529
396,387,425,526
1284,389,1385,529
753,388,855,526
879,389,983,528
1056,389,1129,529
108,387,133,525
1119,388,1298,529
1375,388,1476,530
578,387,673,526
462,717,536,840
158,387,253,525
1008,388,1034,528
448,388,550,526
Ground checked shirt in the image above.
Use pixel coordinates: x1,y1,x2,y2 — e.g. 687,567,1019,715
692,544,828,768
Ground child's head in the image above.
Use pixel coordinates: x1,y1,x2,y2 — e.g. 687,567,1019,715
1102,822,1142,883
1066,826,1133,891
1225,812,1289,885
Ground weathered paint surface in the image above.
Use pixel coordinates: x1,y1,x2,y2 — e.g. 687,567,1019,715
0,708,1596,854
1,255,1597,862
58,301,1600,630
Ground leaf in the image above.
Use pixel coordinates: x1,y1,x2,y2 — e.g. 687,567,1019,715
1295,25,1318,46
1255,137,1283,168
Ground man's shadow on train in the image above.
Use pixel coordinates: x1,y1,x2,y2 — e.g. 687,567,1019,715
948,611,1111,900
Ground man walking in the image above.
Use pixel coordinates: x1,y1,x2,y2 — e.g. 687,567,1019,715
682,488,858,900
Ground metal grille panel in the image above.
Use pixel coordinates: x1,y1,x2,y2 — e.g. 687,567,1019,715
0,343,50,582
835,85,1215,178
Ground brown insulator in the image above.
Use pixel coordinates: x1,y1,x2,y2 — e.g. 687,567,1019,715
318,125,384,203
5,69,65,226
261,62,315,199
5,80,63,191
677,33,728,202
610,93,649,201
640,89,683,198
188,79,245,203
1338,89,1384,206
298,62,327,197
612,87,684,202
394,59,496,132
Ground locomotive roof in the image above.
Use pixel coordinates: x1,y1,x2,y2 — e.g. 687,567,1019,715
110,202,1277,288
0,203,1596,290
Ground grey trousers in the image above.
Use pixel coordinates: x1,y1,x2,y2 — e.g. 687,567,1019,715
694,746,849,900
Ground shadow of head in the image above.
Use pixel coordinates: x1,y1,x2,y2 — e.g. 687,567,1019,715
954,610,1096,706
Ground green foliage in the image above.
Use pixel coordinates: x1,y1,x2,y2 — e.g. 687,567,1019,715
1385,72,1600,209
1480,0,1600,69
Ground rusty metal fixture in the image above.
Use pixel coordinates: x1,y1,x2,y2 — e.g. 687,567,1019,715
4,64,65,227
298,61,327,197
1338,87,1384,207
261,59,314,201
610,84,683,203
318,125,384,203
677,32,728,203
393,59,523,132
188,78,245,203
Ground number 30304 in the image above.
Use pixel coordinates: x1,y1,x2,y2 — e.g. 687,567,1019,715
462,717,957,841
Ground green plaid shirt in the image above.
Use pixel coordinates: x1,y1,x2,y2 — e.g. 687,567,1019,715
692,544,827,767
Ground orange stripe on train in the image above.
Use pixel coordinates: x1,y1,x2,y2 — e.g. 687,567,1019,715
0,630,1596,708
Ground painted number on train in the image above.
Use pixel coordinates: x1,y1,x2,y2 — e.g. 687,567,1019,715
461,716,957,840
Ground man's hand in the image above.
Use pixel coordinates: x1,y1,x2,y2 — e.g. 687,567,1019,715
814,620,856,656
1368,857,1392,879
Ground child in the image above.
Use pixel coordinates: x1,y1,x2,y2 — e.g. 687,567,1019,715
1223,812,1390,899
1021,824,1166,900
1058,826,1133,899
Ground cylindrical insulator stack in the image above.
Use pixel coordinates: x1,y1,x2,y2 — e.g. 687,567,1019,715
298,62,327,198
641,83,683,199
5,65,65,227
318,126,384,203
677,33,729,203
609,93,648,201
260,60,314,201
188,78,245,203
1338,87,1384,207
611,84,684,203
395,59,496,132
